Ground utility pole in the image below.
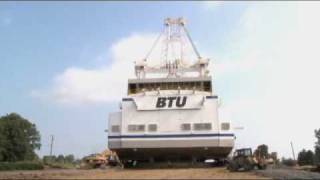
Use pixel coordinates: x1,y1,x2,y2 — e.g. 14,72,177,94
49,135,54,157
290,141,296,161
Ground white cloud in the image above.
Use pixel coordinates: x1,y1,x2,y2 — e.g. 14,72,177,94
111,34,156,63
32,25,205,105
32,33,157,105
217,2,320,158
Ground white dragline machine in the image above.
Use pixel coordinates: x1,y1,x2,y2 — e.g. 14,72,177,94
107,17,235,166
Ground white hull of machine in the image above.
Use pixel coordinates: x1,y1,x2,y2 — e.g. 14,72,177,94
108,90,235,161
109,135,234,149
109,136,234,161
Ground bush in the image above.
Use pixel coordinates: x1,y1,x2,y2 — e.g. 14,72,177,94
0,161,44,171
47,162,74,169
43,155,56,165
43,154,76,167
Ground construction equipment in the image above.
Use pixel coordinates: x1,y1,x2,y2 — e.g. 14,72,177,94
108,17,234,165
227,148,267,172
81,149,120,169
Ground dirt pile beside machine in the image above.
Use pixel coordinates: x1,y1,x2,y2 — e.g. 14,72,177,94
227,148,267,172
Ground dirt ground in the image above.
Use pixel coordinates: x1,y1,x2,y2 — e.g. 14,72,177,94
0,167,266,179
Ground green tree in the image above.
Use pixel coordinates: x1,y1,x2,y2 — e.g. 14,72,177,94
56,154,65,163
254,144,269,158
270,152,279,164
0,125,5,161
315,129,320,165
298,149,314,166
65,154,75,163
0,113,41,162
43,155,56,165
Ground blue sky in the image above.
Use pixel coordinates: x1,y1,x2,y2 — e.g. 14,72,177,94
1,2,320,159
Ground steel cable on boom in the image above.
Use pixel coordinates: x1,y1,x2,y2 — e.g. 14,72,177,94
183,26,201,59
144,29,165,61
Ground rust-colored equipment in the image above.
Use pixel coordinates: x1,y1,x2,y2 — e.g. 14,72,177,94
227,148,267,172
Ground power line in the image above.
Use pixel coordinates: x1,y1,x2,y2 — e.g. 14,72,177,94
49,135,54,156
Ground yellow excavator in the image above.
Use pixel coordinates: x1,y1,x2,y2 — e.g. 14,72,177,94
82,149,120,169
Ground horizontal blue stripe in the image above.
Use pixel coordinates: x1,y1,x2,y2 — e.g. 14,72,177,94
123,96,217,101
206,96,218,99
108,133,234,139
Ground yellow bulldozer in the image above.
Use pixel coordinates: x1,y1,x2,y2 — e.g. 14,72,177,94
81,149,120,169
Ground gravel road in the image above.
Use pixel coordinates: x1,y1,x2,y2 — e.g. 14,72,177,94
255,166,320,179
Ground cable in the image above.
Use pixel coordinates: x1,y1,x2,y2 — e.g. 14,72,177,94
144,29,165,61
183,26,201,59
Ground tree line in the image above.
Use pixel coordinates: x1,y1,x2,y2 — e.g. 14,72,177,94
297,129,320,166
43,154,78,164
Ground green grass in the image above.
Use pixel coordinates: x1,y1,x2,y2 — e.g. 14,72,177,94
0,161,44,171
46,162,75,169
